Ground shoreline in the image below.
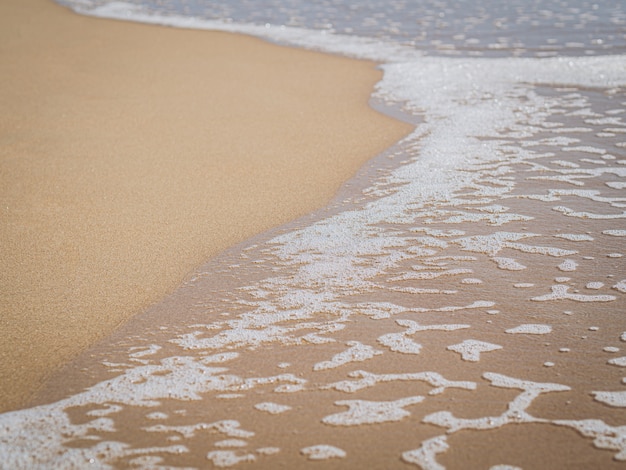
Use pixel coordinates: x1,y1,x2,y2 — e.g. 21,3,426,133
0,0,412,412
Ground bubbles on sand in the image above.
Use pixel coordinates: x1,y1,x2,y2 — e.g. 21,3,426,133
447,340,503,362
206,450,256,467
505,324,553,335
4,0,626,467
322,396,424,426
253,402,292,415
313,341,382,371
300,445,346,460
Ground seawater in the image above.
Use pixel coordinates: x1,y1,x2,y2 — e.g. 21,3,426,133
2,1,626,468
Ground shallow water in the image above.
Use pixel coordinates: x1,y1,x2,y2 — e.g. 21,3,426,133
2,1,625,468
58,0,626,57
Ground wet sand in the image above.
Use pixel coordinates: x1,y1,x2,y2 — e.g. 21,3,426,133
0,0,412,412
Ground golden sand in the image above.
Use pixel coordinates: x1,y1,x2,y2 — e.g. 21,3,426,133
0,0,411,412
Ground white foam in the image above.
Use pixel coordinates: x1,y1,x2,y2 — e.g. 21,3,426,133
129,344,162,359
505,324,552,335
552,419,626,460
144,421,254,439
377,333,423,354
86,404,122,417
391,267,473,281
532,285,616,302
217,394,245,400
206,450,256,467
256,447,280,455
613,281,626,293
586,282,604,289
454,232,577,257
447,340,503,362
608,357,626,367
555,233,593,242
300,445,346,460
313,341,383,371
492,257,527,271
553,206,626,220
254,402,292,414
3,1,626,467
558,259,578,272
214,440,248,448
323,396,424,426
402,435,449,470
326,370,476,395
562,145,607,155
423,373,570,433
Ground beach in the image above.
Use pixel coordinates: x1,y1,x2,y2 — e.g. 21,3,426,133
1,0,625,468
0,0,411,412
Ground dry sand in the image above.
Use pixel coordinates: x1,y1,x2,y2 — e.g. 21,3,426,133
0,0,412,412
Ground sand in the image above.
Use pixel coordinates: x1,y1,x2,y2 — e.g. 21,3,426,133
0,0,412,412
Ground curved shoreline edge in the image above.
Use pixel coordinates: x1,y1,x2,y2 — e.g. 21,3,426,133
0,0,413,412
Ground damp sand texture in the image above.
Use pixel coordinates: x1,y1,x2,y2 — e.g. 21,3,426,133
0,0,412,412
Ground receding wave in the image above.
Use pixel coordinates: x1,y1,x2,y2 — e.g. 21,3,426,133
2,1,625,468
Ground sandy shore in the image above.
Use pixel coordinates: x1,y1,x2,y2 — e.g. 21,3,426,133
0,0,411,412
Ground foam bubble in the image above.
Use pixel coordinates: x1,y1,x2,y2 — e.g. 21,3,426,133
586,282,604,289
214,440,248,448
313,341,383,371
402,435,449,470
552,419,626,460
377,333,422,354
563,145,607,155
492,257,527,271
322,396,424,426
257,447,280,455
300,445,346,460
325,370,476,395
608,357,626,367
254,402,292,414
3,2,626,467
423,373,570,433
447,340,503,362
532,285,616,302
558,259,578,272
206,450,256,467
613,280,626,293
145,421,254,439
505,324,552,335
554,233,594,241
129,344,162,359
